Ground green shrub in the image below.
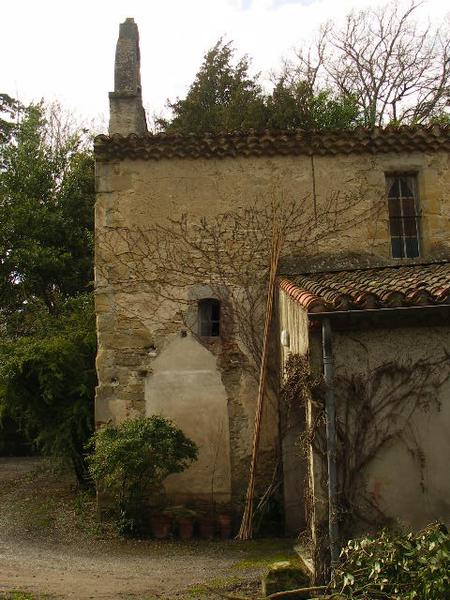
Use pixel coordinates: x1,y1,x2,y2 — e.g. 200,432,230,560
0,295,96,484
86,416,198,535
332,522,450,599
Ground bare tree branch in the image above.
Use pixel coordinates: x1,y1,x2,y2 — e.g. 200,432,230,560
283,1,450,126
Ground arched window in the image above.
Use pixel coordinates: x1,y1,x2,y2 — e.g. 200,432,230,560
198,299,220,337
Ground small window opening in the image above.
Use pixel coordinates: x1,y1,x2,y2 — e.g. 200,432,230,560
198,299,220,337
386,174,420,259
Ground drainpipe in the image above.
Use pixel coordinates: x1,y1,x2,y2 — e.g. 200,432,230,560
322,317,340,570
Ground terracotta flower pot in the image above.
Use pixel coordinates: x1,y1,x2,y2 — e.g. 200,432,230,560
199,516,215,539
178,516,194,540
218,513,232,539
150,514,172,539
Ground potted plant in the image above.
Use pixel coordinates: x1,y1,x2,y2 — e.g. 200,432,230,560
178,515,195,540
198,513,215,539
150,512,173,539
217,513,233,539
86,416,198,537
163,506,197,540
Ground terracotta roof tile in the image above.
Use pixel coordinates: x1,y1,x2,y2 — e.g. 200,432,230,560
279,262,450,313
94,125,450,161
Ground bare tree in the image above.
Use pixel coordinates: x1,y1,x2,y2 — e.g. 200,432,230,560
285,1,450,126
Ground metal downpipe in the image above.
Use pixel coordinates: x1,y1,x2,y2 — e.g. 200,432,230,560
322,317,340,569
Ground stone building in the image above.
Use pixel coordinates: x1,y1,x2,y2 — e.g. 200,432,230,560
94,19,450,536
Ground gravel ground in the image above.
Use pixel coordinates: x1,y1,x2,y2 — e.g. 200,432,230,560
0,458,294,599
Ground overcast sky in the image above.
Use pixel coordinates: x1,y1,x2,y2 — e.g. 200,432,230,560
1,0,448,129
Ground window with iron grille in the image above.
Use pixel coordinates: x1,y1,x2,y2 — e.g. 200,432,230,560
198,298,220,337
386,174,420,258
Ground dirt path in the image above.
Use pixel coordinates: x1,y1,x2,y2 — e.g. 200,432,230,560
0,459,293,599
0,535,250,599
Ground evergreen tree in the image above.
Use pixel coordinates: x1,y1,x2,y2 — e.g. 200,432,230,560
0,99,96,483
159,39,362,134
266,77,361,130
158,39,267,133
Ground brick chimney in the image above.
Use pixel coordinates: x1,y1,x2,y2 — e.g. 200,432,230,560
109,18,147,136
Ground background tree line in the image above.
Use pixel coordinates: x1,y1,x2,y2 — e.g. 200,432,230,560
0,0,448,486
0,94,96,484
157,1,449,133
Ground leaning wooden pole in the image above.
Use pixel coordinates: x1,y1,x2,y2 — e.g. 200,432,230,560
237,223,283,540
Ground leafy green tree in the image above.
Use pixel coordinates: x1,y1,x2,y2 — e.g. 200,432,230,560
158,39,268,133
158,39,362,134
265,77,361,129
0,295,96,483
0,98,96,482
0,102,94,317
0,93,23,148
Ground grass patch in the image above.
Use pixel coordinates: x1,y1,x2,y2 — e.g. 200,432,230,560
232,553,298,571
187,576,241,597
0,461,115,543
181,540,297,599
185,575,259,600
229,538,297,570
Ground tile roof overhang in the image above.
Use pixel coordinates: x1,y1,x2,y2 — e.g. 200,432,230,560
278,262,450,316
94,125,450,161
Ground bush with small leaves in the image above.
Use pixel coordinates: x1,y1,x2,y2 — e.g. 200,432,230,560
332,523,450,599
86,416,198,535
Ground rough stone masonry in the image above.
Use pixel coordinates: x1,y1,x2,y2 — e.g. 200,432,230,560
95,18,450,525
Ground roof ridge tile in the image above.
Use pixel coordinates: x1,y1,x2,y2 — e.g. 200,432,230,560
95,125,450,161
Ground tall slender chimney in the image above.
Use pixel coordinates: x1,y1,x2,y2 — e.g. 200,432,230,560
109,18,147,136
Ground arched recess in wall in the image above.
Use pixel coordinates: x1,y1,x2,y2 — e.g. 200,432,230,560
144,330,231,505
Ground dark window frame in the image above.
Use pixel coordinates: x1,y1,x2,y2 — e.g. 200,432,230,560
198,298,220,337
385,172,421,259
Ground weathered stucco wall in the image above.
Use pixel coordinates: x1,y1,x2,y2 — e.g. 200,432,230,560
145,333,231,505
277,289,310,533
302,323,450,544
95,148,450,509
96,150,450,260
330,326,450,530
278,288,450,536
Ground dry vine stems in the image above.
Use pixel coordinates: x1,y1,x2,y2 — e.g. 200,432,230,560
96,182,382,541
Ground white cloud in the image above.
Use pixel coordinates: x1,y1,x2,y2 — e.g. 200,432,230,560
1,0,448,126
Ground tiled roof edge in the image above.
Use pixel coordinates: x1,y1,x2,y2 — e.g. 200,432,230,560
279,263,450,314
94,125,450,161
278,277,330,313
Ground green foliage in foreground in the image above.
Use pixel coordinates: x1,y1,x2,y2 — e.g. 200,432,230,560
87,416,198,534
332,522,450,599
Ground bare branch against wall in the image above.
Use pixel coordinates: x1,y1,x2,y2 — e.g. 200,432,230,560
96,184,380,374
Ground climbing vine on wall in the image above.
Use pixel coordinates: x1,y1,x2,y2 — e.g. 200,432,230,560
281,349,450,580
96,182,379,378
